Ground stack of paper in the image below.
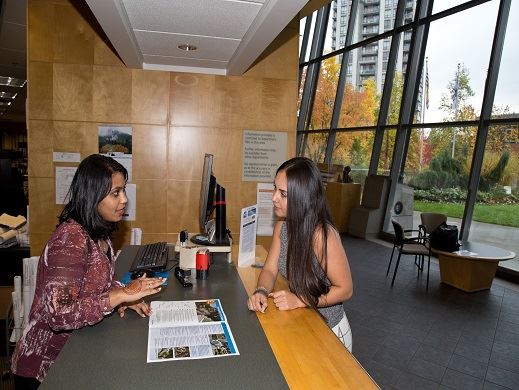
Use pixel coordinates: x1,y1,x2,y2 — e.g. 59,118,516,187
0,213,27,247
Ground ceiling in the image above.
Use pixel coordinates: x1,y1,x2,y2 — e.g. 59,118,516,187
0,0,325,124
85,0,308,76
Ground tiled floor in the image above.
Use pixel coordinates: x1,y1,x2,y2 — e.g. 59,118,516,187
341,235,519,390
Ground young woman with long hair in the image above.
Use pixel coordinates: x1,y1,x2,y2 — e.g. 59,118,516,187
247,157,353,351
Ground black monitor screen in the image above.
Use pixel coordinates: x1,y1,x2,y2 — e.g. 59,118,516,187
198,153,216,233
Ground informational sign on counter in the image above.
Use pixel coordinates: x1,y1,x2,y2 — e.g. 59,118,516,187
242,130,287,181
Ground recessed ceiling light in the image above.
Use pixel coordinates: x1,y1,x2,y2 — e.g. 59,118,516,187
0,101,12,106
177,44,197,52
0,76,26,87
0,91,17,99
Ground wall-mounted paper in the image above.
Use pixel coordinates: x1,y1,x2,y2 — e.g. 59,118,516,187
53,152,80,163
242,130,287,181
55,167,77,204
99,125,133,181
256,183,276,236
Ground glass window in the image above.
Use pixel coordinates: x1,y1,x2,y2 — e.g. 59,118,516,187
301,132,329,163
377,129,397,176
470,124,519,273
337,47,380,128
386,36,404,125
492,0,519,119
309,56,342,130
422,1,498,123
331,130,375,186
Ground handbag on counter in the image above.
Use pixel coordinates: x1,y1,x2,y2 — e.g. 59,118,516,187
429,222,460,252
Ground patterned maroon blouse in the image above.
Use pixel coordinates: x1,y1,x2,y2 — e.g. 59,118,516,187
11,220,122,382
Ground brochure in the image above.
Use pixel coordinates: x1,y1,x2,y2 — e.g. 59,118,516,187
147,299,239,362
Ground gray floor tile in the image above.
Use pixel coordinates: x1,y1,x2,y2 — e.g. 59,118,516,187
441,368,484,390
486,366,519,390
489,350,519,375
448,354,487,379
364,360,403,388
394,372,439,390
372,345,415,371
494,328,519,347
454,342,491,364
483,381,514,390
414,344,453,367
407,357,446,383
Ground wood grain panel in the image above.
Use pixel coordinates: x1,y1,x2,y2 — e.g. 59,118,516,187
244,22,299,81
29,233,52,258
131,125,167,180
132,179,167,233
28,0,55,62
53,121,98,158
216,76,262,129
28,62,53,120
28,120,54,177
93,65,132,123
53,2,95,64
28,177,64,234
131,70,170,125
94,34,125,67
170,73,227,127
166,180,200,234
168,126,243,182
53,63,93,121
260,79,298,130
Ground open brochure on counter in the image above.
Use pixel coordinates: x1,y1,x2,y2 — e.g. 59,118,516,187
147,299,239,362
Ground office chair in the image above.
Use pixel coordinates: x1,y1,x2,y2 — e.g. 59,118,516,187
387,220,431,291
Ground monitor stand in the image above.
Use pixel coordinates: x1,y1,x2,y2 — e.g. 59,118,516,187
191,233,230,246
174,233,232,269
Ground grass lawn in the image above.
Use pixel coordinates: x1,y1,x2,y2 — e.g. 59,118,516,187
414,201,519,228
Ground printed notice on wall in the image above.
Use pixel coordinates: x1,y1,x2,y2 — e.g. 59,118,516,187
55,167,77,204
242,131,287,181
256,183,276,236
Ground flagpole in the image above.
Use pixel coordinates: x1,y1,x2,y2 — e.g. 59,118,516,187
452,63,460,158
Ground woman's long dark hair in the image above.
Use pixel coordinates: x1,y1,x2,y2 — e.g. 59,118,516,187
278,157,334,309
59,154,128,240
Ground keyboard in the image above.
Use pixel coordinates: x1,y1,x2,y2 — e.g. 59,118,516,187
129,242,168,272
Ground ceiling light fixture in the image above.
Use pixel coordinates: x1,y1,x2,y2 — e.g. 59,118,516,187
0,91,18,99
177,44,197,52
0,76,26,87
0,101,12,106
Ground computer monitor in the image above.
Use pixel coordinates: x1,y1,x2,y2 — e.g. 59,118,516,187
191,153,230,246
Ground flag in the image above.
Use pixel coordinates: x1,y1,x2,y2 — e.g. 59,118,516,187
425,59,429,110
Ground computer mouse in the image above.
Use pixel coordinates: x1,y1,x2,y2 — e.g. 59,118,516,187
130,269,156,279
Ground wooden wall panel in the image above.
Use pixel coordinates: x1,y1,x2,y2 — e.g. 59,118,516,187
53,63,93,121
92,65,132,123
28,62,53,119
131,125,168,180
131,70,170,125
27,0,298,255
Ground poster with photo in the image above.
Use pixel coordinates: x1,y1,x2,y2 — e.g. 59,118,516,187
98,125,133,181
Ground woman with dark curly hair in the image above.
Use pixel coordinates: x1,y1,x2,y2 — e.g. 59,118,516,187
11,154,164,389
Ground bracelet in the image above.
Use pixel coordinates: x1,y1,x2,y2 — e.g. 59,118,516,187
253,286,269,297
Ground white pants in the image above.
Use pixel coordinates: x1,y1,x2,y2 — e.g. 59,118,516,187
331,313,352,352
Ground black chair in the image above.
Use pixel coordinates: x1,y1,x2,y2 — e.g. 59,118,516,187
386,220,431,291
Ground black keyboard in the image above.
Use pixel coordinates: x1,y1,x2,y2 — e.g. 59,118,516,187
129,242,168,272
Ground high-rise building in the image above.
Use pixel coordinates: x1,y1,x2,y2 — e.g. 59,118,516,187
330,0,416,94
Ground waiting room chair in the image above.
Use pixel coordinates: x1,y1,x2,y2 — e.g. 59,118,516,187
387,220,431,291
419,212,447,237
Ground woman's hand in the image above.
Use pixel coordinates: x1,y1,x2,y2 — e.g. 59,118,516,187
247,292,268,313
109,275,165,309
269,290,306,310
118,300,152,318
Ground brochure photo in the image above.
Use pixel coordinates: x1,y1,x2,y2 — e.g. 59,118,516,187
147,299,239,362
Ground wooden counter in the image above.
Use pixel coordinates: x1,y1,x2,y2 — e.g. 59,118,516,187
235,245,378,389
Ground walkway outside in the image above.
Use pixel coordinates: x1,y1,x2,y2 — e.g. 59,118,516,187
412,212,519,272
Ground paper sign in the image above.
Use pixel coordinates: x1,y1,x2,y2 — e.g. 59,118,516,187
122,183,136,221
55,167,77,204
238,205,258,267
53,152,81,162
256,183,276,236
